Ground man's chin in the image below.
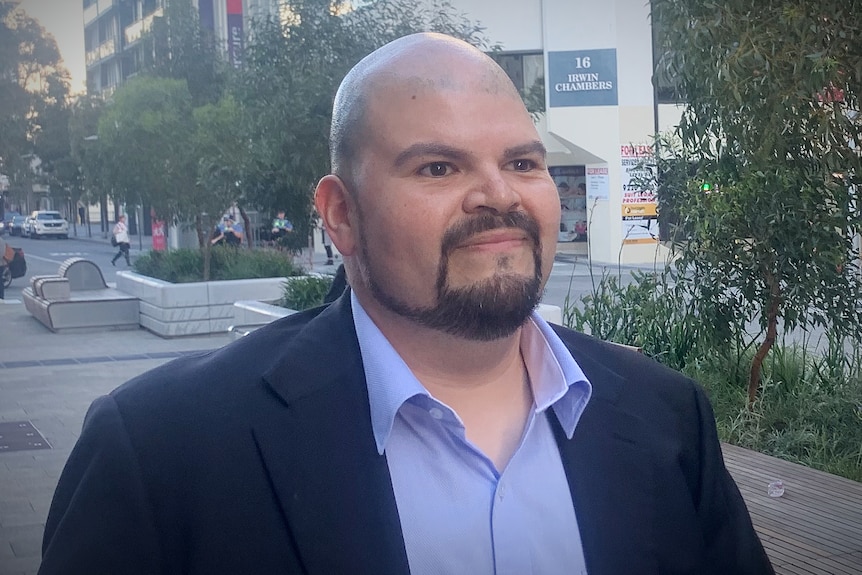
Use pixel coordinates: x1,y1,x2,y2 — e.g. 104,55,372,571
446,266,536,291
435,276,541,340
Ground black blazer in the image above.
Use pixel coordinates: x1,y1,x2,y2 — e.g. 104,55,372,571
40,294,773,575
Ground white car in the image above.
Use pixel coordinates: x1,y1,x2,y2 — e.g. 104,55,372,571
25,210,69,239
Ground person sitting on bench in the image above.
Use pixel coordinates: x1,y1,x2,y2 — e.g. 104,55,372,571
270,211,293,247
211,217,243,247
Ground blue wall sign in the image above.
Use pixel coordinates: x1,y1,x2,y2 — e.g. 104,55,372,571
548,49,618,107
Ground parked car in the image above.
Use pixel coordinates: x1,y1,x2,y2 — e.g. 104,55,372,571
8,215,27,236
0,211,21,235
24,210,69,239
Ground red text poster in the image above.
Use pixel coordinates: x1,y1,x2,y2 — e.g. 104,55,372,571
151,209,167,251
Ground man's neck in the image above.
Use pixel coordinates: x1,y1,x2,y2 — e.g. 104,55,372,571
358,295,534,470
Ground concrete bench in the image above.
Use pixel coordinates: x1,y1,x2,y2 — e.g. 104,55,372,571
23,257,139,332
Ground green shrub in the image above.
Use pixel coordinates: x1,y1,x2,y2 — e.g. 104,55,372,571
566,268,862,481
280,275,333,311
567,269,725,371
687,339,862,482
133,247,303,283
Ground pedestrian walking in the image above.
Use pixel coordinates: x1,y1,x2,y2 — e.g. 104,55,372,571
0,234,8,299
111,215,130,266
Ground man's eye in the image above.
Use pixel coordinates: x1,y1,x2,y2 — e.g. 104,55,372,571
419,163,453,177
511,159,536,172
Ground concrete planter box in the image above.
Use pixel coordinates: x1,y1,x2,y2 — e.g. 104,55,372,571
229,300,296,340
233,299,294,325
115,271,290,337
535,303,563,325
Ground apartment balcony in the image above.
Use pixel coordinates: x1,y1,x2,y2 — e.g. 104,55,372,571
124,8,163,46
83,0,116,26
85,38,118,68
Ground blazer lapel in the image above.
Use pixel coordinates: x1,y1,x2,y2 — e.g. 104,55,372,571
253,295,409,575
552,343,659,575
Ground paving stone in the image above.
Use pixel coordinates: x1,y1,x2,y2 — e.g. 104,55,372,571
0,303,233,572
0,525,43,560
0,557,38,575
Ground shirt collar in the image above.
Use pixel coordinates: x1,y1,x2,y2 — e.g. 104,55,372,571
351,292,592,454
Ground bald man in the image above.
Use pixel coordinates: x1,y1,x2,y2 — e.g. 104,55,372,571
40,34,772,575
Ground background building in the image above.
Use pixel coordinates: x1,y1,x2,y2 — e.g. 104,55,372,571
83,0,279,96
82,0,679,264
439,0,681,265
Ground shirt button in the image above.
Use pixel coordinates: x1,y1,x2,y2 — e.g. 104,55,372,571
429,407,444,420
498,482,506,500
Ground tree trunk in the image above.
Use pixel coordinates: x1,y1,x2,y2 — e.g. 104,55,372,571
195,215,211,282
748,272,781,407
238,205,252,250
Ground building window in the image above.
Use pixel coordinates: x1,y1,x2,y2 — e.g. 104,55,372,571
491,52,545,115
651,2,683,104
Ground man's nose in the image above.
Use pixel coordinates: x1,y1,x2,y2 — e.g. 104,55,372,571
463,170,521,214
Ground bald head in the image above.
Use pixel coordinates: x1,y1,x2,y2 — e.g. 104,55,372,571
329,33,525,186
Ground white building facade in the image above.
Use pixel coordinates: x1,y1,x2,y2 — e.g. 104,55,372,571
446,0,682,265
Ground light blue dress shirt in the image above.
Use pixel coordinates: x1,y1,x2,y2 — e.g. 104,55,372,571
352,292,593,575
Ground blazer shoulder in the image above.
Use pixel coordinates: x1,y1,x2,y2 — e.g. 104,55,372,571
551,325,691,383
109,305,328,414
550,324,708,419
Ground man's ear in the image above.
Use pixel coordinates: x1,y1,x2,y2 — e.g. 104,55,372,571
314,175,357,256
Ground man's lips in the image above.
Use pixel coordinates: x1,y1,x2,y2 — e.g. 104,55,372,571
454,230,530,251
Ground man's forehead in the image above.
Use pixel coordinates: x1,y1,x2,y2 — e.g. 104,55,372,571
370,67,512,97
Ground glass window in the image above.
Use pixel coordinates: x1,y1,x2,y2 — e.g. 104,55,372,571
490,51,546,115
651,2,683,104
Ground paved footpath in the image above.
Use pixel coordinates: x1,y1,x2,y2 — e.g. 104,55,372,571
0,302,233,575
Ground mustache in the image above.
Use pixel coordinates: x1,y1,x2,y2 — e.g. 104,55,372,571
440,211,541,256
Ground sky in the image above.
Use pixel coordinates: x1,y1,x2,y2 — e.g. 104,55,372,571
18,0,87,94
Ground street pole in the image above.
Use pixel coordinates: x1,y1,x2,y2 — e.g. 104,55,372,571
70,197,77,237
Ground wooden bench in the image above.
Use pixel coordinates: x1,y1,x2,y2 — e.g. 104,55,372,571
22,257,139,332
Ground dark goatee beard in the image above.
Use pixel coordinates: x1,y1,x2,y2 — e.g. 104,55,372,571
362,211,544,341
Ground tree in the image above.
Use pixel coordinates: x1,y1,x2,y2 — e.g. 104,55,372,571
98,76,197,228
0,1,71,209
191,96,249,279
232,0,494,247
98,75,251,280
68,95,108,223
651,0,862,405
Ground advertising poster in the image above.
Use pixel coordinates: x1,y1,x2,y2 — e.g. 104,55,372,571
151,209,166,251
586,165,609,200
550,165,587,243
620,144,658,245
227,0,244,69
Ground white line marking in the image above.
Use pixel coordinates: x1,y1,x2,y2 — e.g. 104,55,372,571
20,254,67,265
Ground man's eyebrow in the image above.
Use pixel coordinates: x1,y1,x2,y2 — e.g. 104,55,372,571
393,140,548,169
393,143,470,169
502,140,547,161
